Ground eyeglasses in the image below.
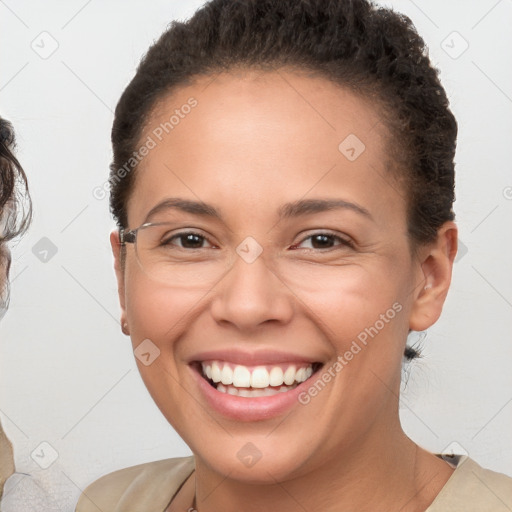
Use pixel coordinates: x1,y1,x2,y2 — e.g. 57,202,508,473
120,217,357,290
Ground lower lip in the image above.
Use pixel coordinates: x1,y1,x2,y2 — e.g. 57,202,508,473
190,364,319,422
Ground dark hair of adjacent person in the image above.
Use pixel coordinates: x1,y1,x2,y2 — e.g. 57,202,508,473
0,117,32,300
108,0,458,360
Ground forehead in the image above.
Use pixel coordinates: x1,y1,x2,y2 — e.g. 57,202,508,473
146,68,386,152
128,69,403,227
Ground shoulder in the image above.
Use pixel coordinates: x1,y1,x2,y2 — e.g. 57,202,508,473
428,455,512,512
75,456,195,512
0,422,14,496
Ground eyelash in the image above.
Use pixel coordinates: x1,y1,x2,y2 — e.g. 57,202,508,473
165,231,354,251
164,231,216,249
290,232,354,251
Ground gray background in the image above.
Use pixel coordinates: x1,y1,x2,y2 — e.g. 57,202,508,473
1,0,511,510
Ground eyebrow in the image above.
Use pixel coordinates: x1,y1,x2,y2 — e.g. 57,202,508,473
145,198,220,223
278,198,371,220
144,197,372,223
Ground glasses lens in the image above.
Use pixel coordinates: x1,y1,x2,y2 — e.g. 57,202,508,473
134,223,235,289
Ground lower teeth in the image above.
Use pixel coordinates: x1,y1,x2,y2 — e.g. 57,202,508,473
216,382,298,397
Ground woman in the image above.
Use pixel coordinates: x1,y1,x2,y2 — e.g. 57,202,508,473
76,0,512,510
0,116,31,502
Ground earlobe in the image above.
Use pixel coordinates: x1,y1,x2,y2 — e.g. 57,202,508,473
409,221,458,332
110,229,129,335
121,321,130,335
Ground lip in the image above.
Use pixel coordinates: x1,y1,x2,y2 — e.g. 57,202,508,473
187,348,320,366
188,361,323,422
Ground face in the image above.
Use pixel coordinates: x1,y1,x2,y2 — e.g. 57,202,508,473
111,69,456,482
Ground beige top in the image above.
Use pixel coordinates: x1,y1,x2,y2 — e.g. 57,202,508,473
0,421,14,502
75,454,512,512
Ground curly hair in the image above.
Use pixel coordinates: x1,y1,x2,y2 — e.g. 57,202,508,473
108,0,458,358
0,116,32,311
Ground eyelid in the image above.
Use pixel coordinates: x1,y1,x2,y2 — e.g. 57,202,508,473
291,230,354,249
160,226,354,250
165,229,217,248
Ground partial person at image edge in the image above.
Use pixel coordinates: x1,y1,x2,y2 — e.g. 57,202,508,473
0,117,32,504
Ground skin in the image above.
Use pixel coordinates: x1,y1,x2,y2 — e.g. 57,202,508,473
111,68,458,512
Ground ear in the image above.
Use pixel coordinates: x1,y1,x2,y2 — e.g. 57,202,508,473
408,221,458,331
110,229,129,335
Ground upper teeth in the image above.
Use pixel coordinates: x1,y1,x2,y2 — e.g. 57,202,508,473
201,361,314,388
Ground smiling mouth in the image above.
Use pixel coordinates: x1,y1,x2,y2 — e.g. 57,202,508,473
194,360,323,397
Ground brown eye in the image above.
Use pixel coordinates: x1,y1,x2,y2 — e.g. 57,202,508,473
309,234,336,249
292,232,353,250
164,232,213,249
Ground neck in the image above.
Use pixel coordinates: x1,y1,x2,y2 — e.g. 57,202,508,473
190,427,453,512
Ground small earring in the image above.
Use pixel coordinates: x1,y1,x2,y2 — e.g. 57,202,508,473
424,283,433,291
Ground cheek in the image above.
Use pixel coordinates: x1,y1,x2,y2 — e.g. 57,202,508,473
297,260,411,342
294,256,414,404
123,269,195,415
123,256,205,346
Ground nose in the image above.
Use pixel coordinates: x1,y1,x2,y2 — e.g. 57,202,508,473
210,250,294,331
